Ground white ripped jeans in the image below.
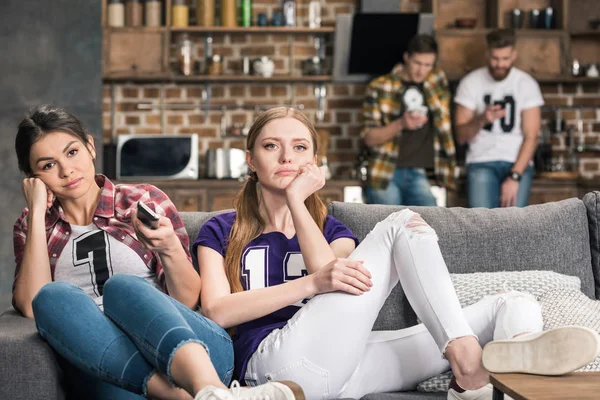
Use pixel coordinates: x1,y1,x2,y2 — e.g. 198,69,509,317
244,210,544,399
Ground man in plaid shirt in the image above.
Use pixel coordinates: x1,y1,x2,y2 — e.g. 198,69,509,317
362,34,456,206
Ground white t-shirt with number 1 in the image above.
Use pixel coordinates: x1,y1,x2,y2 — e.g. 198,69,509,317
454,67,544,165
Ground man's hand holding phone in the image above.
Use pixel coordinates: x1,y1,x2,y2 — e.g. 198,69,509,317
483,104,506,124
402,107,428,130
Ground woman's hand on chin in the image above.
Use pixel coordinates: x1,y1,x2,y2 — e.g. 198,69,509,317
285,163,325,205
22,177,53,214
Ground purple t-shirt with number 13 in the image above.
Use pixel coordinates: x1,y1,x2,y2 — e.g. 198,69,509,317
193,211,359,382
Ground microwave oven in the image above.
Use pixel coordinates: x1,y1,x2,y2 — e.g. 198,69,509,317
116,134,199,180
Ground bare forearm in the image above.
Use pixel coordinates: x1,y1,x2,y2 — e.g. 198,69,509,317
203,276,315,329
288,199,335,274
364,120,402,147
160,244,201,309
456,114,486,145
14,212,52,318
512,134,539,174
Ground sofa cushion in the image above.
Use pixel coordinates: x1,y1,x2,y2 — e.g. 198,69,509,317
583,191,600,299
181,210,230,271
0,308,65,400
328,199,595,331
450,270,581,308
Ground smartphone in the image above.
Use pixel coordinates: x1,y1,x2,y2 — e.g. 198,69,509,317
411,106,428,116
137,201,160,230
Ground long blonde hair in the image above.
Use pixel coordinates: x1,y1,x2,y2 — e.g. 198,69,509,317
224,107,327,294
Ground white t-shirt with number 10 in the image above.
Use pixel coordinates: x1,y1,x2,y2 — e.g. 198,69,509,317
454,67,544,165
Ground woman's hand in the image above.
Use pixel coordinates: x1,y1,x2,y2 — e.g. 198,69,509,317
285,163,325,205
309,258,373,296
131,211,180,256
22,177,53,214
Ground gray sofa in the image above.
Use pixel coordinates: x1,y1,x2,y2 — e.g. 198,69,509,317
2,192,600,400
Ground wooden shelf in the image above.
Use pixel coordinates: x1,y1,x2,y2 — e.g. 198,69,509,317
170,26,335,34
570,30,600,37
104,26,167,33
436,28,565,37
446,74,599,83
103,73,333,83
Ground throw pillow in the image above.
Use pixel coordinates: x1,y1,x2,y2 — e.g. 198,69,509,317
539,289,600,371
416,271,583,393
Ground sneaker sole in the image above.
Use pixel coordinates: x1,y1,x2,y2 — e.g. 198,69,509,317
482,326,600,375
277,381,306,400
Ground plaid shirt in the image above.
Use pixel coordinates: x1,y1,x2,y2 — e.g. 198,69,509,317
362,63,457,190
12,175,192,305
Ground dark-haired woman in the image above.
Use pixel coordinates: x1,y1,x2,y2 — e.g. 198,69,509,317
12,105,303,400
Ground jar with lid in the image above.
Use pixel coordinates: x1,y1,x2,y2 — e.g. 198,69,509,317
207,55,223,75
172,0,189,27
107,0,125,27
177,34,194,76
145,0,162,27
126,0,143,27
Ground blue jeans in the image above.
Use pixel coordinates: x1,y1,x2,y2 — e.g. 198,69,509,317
467,161,533,208
32,274,234,399
366,168,438,206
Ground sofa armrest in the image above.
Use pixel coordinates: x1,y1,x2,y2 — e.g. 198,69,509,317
0,307,65,400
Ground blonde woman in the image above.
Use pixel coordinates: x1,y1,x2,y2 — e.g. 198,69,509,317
195,107,600,400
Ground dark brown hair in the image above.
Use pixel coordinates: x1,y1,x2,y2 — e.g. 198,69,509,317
406,34,438,56
15,105,92,175
486,29,516,49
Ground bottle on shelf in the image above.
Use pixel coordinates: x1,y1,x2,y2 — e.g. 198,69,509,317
172,0,190,27
107,0,125,27
197,0,215,27
308,0,321,28
177,34,194,76
282,0,296,27
241,0,252,27
145,0,162,27
221,0,237,27
126,0,143,27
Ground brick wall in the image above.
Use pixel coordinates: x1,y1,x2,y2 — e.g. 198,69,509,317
103,0,600,179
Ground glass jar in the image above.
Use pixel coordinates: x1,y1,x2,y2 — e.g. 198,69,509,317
107,0,125,27
177,34,194,76
145,0,162,27
308,0,321,28
126,0,143,27
207,55,223,75
172,0,189,27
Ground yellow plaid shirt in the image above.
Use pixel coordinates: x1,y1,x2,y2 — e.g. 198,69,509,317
362,63,456,190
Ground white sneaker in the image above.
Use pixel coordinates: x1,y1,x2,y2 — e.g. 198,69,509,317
447,376,513,400
482,326,600,375
195,380,305,400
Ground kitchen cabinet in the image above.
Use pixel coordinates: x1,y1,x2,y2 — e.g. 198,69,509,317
101,0,335,83
119,179,360,212
434,0,576,81
103,29,169,76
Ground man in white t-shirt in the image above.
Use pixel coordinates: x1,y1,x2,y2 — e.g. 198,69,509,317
454,29,543,208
